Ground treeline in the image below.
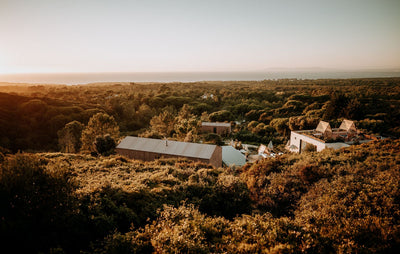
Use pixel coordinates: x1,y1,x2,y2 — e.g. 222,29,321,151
1,78,400,152
0,92,103,151
0,139,399,253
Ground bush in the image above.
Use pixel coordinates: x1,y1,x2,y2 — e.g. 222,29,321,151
0,153,78,253
296,171,400,253
203,133,224,146
94,134,116,156
209,110,234,122
95,230,154,254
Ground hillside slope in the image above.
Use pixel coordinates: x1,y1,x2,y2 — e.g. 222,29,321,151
1,139,399,253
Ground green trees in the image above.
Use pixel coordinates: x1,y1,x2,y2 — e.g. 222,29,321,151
209,110,234,122
81,113,120,153
203,133,224,145
322,92,365,120
58,120,84,153
270,117,290,136
145,109,176,138
1,78,400,153
174,104,199,142
143,105,200,142
288,116,319,131
58,115,119,155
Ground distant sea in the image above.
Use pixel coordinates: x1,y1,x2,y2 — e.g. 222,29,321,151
0,71,399,85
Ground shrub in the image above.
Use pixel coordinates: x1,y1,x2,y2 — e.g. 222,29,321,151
0,153,78,253
94,134,116,156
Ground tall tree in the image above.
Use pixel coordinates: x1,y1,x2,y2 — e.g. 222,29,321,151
174,104,200,141
81,113,120,153
148,110,176,138
58,120,84,153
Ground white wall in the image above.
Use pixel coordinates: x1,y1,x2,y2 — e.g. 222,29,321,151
290,131,326,153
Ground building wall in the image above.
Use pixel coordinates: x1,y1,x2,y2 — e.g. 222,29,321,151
209,146,222,168
201,125,231,135
115,147,221,168
290,131,326,153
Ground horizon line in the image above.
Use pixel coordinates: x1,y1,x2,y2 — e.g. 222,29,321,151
2,67,400,75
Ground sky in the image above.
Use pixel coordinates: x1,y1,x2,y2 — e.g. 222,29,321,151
0,0,399,74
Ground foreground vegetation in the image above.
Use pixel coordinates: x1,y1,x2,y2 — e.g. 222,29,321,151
1,139,399,253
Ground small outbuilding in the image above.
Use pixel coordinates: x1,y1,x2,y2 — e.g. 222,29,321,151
201,122,231,135
116,136,222,168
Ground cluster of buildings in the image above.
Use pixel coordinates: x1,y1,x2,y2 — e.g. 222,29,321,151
116,119,373,168
287,119,373,153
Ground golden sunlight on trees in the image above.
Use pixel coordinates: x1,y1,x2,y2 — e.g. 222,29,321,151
174,104,200,142
58,120,84,153
1,78,400,151
142,104,200,142
81,113,119,153
0,79,400,252
209,109,233,122
145,109,176,138
0,139,398,252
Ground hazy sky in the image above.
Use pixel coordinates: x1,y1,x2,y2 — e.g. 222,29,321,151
1,0,399,73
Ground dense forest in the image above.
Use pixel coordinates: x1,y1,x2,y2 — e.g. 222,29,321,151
0,78,399,253
0,78,399,152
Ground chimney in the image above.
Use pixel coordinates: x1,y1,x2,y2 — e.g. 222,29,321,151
165,139,168,146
